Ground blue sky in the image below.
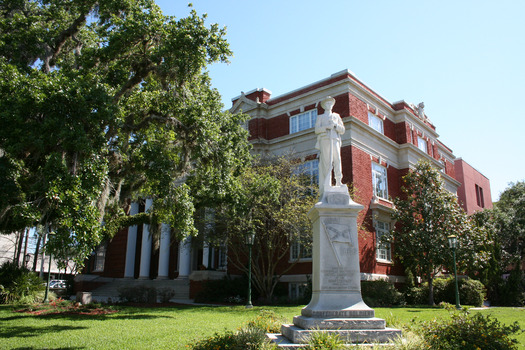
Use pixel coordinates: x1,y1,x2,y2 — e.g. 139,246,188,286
157,0,525,201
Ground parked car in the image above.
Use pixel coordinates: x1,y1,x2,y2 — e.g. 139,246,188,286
49,280,67,289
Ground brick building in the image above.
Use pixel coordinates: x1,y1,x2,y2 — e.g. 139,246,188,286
76,69,490,301
454,158,493,214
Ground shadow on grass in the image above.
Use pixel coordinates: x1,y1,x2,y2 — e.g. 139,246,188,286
0,324,87,339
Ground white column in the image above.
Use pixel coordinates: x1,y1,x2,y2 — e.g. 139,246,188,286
202,243,210,269
157,223,170,279
124,202,139,278
177,236,191,279
138,198,153,279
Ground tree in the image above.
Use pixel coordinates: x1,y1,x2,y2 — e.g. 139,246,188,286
387,160,484,305
494,181,525,268
220,156,318,301
0,1,251,266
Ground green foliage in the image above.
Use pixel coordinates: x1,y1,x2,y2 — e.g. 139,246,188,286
0,262,44,304
243,310,285,333
0,0,250,266
405,278,486,306
494,181,525,267
192,328,276,350
418,308,522,350
191,309,285,349
361,280,405,307
387,160,489,305
223,156,318,301
491,269,525,306
117,285,157,303
470,183,525,306
306,331,345,350
193,275,251,304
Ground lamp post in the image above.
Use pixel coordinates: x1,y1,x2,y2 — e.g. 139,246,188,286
447,235,461,309
245,231,256,309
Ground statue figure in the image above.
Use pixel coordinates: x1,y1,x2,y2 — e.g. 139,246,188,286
315,96,345,195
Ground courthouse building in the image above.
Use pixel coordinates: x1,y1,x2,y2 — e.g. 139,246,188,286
76,70,491,301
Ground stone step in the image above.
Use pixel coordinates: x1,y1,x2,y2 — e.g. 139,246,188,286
281,324,402,345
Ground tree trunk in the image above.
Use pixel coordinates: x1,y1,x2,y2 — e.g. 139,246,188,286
15,230,24,265
22,229,29,267
428,272,435,306
32,235,42,272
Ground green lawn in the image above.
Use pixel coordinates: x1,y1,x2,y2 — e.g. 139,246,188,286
0,304,523,349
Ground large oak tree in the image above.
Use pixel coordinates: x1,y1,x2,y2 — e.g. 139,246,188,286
0,0,250,265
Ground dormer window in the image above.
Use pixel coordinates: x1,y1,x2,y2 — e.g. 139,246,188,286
368,112,384,134
290,109,317,134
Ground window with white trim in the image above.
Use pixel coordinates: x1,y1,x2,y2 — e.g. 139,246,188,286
93,244,107,272
289,282,309,300
375,220,392,262
290,109,317,134
295,159,319,184
368,112,384,134
217,245,227,271
372,163,388,199
290,240,312,261
417,136,427,153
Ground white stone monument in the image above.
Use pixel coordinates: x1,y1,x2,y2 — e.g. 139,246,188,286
270,96,401,347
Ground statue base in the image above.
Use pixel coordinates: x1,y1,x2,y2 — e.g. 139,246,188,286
269,186,401,347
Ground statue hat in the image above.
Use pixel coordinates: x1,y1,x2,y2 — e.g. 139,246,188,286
321,96,336,110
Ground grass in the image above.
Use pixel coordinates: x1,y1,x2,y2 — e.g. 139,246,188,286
0,303,523,349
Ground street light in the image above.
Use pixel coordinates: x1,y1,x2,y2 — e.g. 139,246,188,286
447,235,461,309
245,231,256,309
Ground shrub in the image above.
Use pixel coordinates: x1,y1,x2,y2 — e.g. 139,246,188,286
194,275,252,304
361,279,405,307
418,308,522,350
191,328,276,350
490,269,525,306
405,278,485,306
117,285,157,303
0,262,45,304
243,310,285,333
306,331,345,350
157,287,175,303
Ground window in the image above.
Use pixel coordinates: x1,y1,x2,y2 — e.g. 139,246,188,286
295,159,319,184
417,136,427,153
289,282,309,300
475,184,485,208
217,245,227,271
93,244,107,272
290,240,312,261
368,112,384,134
372,163,388,199
375,220,392,262
290,109,317,134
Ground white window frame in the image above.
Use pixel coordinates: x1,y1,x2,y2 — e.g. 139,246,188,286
375,220,392,262
372,162,388,199
290,240,312,262
368,112,384,134
289,282,309,300
417,136,427,153
295,159,319,184
290,109,317,134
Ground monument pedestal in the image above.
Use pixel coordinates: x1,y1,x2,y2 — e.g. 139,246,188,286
271,187,401,347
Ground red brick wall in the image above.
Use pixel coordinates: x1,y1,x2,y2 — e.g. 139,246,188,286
349,93,368,123
455,159,493,214
102,228,128,278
